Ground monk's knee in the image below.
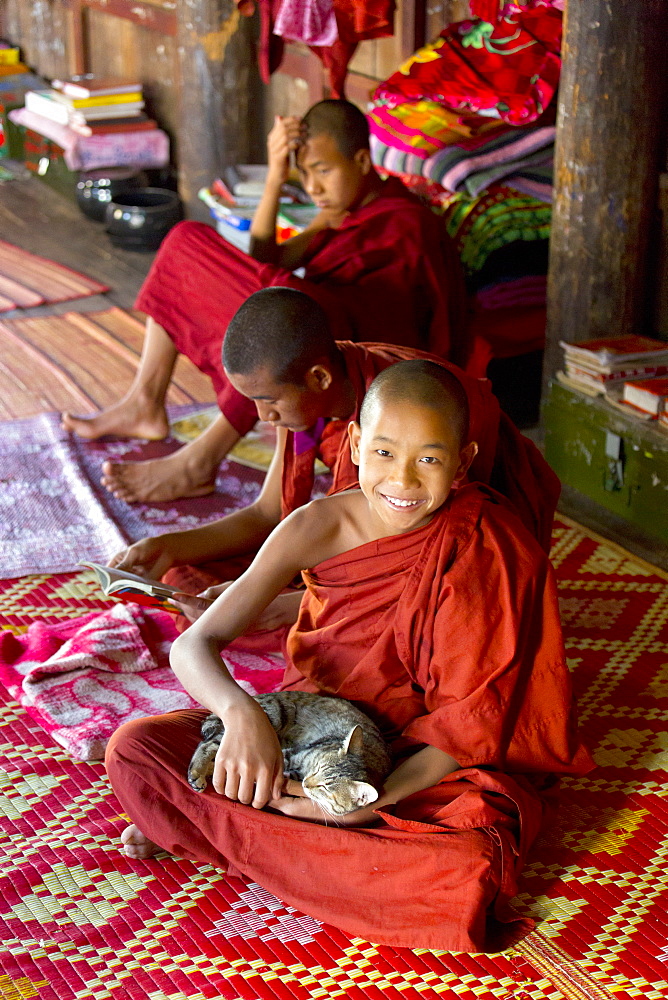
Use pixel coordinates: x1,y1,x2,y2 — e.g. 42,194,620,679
105,709,207,785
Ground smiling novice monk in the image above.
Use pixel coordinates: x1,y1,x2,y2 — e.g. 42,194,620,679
106,360,592,953
61,99,464,504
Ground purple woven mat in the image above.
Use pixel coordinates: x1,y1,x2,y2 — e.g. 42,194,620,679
0,407,265,579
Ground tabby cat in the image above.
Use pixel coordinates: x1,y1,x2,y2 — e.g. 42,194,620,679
188,691,392,817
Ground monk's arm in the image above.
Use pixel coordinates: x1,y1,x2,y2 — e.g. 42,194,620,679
108,429,288,579
249,115,342,271
375,745,459,809
170,503,331,807
271,744,459,826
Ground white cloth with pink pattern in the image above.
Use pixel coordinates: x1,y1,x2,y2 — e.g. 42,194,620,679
0,603,284,761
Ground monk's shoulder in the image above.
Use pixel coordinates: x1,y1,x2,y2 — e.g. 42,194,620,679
448,485,548,569
284,490,357,542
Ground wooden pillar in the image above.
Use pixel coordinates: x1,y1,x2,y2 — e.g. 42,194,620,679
176,0,264,215
543,0,668,386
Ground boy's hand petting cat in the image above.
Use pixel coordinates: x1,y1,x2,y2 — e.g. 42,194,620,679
212,701,285,809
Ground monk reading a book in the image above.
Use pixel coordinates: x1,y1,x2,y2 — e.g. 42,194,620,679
107,288,560,625
106,360,593,953
62,99,466,504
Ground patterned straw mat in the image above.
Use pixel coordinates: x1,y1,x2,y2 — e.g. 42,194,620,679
1,515,668,1000
0,306,215,421
0,241,110,313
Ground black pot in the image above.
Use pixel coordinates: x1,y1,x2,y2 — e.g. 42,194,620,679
104,188,183,252
76,168,147,222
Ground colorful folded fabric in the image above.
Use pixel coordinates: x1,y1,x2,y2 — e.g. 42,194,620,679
371,124,554,193
463,142,553,196
367,100,508,160
503,162,553,202
372,5,563,126
9,106,170,171
444,184,551,274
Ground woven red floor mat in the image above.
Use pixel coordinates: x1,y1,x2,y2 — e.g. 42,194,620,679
0,239,109,313
1,516,667,1000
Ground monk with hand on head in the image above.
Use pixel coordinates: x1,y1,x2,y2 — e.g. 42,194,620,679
106,360,593,955
62,99,465,505
106,288,560,630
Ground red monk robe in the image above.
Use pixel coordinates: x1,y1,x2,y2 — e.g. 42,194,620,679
135,177,466,439
106,484,593,953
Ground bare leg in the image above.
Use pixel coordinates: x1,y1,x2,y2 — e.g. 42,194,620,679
61,317,176,442
100,411,241,503
120,823,162,859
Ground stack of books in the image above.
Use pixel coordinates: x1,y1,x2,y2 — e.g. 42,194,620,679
557,335,668,398
24,75,156,136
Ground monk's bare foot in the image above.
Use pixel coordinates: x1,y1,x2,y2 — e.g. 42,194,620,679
61,394,170,443
120,823,161,859
101,447,218,503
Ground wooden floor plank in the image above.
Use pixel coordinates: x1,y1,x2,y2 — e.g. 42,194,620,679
0,174,217,417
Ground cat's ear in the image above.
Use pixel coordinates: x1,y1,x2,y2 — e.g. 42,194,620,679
351,781,378,807
343,725,364,755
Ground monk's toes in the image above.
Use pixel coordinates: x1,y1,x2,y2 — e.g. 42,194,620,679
120,823,160,859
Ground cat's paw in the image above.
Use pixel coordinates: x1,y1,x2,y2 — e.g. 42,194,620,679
187,769,208,792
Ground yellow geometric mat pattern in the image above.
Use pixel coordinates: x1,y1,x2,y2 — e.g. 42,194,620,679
1,515,668,1000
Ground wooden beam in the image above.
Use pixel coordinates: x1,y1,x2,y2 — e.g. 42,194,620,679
175,1,262,214
62,0,177,36
544,0,668,386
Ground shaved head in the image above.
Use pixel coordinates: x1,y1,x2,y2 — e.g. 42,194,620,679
223,287,341,385
360,361,469,446
301,99,370,159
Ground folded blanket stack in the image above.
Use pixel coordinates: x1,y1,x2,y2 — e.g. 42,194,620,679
367,1,565,370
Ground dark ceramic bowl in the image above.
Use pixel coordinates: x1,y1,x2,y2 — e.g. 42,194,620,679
104,188,183,251
76,168,147,222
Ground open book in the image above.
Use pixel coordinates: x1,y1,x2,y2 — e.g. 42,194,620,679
79,561,188,615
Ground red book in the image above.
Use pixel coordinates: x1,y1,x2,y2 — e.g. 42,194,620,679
52,75,142,98
561,334,668,367
622,377,668,416
70,117,157,136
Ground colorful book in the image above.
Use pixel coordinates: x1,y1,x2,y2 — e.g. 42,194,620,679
52,75,142,99
78,561,206,616
622,377,668,417
0,63,29,77
70,103,145,123
0,45,20,66
24,90,71,125
50,90,143,109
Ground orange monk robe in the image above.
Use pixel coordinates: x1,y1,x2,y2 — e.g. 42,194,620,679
106,485,594,953
135,177,467,438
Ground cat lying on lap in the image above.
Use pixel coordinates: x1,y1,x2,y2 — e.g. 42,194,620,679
188,691,392,817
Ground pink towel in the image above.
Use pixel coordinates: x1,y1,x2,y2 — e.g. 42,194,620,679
0,604,284,760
